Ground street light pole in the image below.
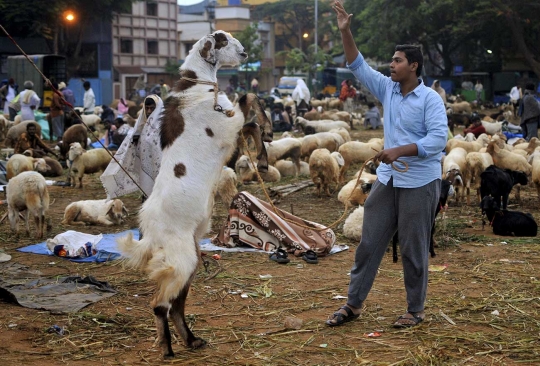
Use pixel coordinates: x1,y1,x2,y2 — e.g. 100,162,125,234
314,0,318,56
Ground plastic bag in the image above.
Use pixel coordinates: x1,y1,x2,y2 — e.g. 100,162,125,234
46,231,103,258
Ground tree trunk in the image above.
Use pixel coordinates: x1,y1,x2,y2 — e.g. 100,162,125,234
506,12,540,80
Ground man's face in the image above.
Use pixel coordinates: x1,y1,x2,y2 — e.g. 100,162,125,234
145,103,156,116
27,126,37,137
390,51,416,83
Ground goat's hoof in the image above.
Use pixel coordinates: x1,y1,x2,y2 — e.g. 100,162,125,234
189,337,206,349
163,351,175,360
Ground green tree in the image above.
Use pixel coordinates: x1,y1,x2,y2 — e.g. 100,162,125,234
234,23,264,85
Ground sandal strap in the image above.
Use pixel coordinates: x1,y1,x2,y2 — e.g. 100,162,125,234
339,305,354,318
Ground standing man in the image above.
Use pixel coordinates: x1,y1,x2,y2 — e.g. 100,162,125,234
83,81,95,115
518,83,540,141
475,79,483,103
59,82,75,113
509,85,522,118
0,78,18,116
50,82,65,141
339,79,357,114
326,0,447,328
19,81,40,121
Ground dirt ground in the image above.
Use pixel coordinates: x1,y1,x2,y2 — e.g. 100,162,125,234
0,119,539,366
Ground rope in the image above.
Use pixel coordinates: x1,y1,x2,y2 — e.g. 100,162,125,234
238,136,410,232
0,24,148,197
179,76,232,116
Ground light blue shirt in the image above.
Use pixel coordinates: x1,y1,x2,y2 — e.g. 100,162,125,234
348,53,447,188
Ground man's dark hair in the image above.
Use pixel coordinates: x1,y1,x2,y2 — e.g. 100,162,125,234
83,81,91,88
395,44,423,77
26,122,37,130
368,102,375,109
525,83,535,91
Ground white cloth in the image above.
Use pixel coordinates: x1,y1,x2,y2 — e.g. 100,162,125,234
3,85,16,114
292,79,310,106
509,86,521,102
83,88,96,112
46,230,103,258
19,89,40,121
100,95,164,199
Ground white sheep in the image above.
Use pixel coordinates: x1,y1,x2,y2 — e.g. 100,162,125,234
443,147,468,202
6,154,50,180
481,120,504,135
215,167,238,207
328,127,351,142
264,138,302,176
300,132,344,161
338,171,377,206
337,139,384,182
235,155,281,183
446,101,472,114
528,151,540,202
446,134,490,154
486,141,532,175
6,171,50,238
465,151,494,205
343,205,364,240
116,31,273,358
61,199,128,226
67,142,112,188
275,160,310,177
295,116,350,133
309,148,344,197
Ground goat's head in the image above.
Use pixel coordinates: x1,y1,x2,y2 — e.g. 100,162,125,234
510,170,528,186
193,31,247,67
106,199,128,225
444,168,463,186
480,195,499,217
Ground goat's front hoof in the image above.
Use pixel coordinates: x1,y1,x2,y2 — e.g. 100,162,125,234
188,337,206,349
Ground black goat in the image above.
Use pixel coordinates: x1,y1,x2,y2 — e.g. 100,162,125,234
391,179,454,262
480,196,537,237
480,165,528,210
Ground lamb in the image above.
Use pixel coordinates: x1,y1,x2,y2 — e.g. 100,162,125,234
67,143,112,188
235,155,281,183
343,205,364,240
446,134,490,154
6,171,50,238
116,31,272,358
485,141,532,175
6,154,50,180
480,196,537,237
528,151,540,202
214,167,238,207
465,151,494,205
275,160,310,177
328,127,351,142
57,124,89,159
480,165,528,210
300,132,344,161
337,174,375,206
337,138,384,182
514,137,540,155
446,101,472,114
67,110,101,129
481,120,504,135
309,148,344,197
4,121,42,148
442,147,468,202
264,138,302,176
295,116,350,133
61,199,128,226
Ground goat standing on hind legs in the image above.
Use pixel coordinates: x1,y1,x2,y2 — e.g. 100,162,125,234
117,31,272,359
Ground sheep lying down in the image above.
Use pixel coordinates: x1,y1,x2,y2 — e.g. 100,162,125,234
61,199,128,226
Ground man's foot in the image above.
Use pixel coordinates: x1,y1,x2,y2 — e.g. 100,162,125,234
325,304,361,327
393,311,424,328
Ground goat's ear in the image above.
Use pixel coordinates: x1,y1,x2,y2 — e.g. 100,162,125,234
199,37,217,65
212,32,229,49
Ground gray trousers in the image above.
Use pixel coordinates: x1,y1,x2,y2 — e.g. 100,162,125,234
347,177,440,313
52,114,64,140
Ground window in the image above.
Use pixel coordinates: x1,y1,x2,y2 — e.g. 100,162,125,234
147,40,158,55
184,42,194,56
120,39,133,54
146,2,157,16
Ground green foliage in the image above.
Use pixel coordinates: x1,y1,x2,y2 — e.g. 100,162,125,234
278,44,332,75
233,23,264,66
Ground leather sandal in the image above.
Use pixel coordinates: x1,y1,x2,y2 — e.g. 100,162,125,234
302,250,318,264
269,248,290,264
393,312,424,328
326,305,360,327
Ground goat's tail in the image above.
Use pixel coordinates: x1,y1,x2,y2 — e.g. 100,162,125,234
117,231,153,270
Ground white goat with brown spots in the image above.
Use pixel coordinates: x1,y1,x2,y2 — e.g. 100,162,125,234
117,31,272,359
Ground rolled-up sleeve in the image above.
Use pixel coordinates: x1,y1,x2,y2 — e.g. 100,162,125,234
347,53,391,103
415,93,448,158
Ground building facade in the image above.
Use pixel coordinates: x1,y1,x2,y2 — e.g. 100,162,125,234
112,0,179,100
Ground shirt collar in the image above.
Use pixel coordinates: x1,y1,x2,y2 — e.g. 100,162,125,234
392,78,425,96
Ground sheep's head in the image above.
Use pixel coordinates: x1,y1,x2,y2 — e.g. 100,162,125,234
68,142,85,161
194,31,246,67
106,199,128,225
33,158,51,173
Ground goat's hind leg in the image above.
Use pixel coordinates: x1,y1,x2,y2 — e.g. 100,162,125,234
153,305,175,359
169,280,206,349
